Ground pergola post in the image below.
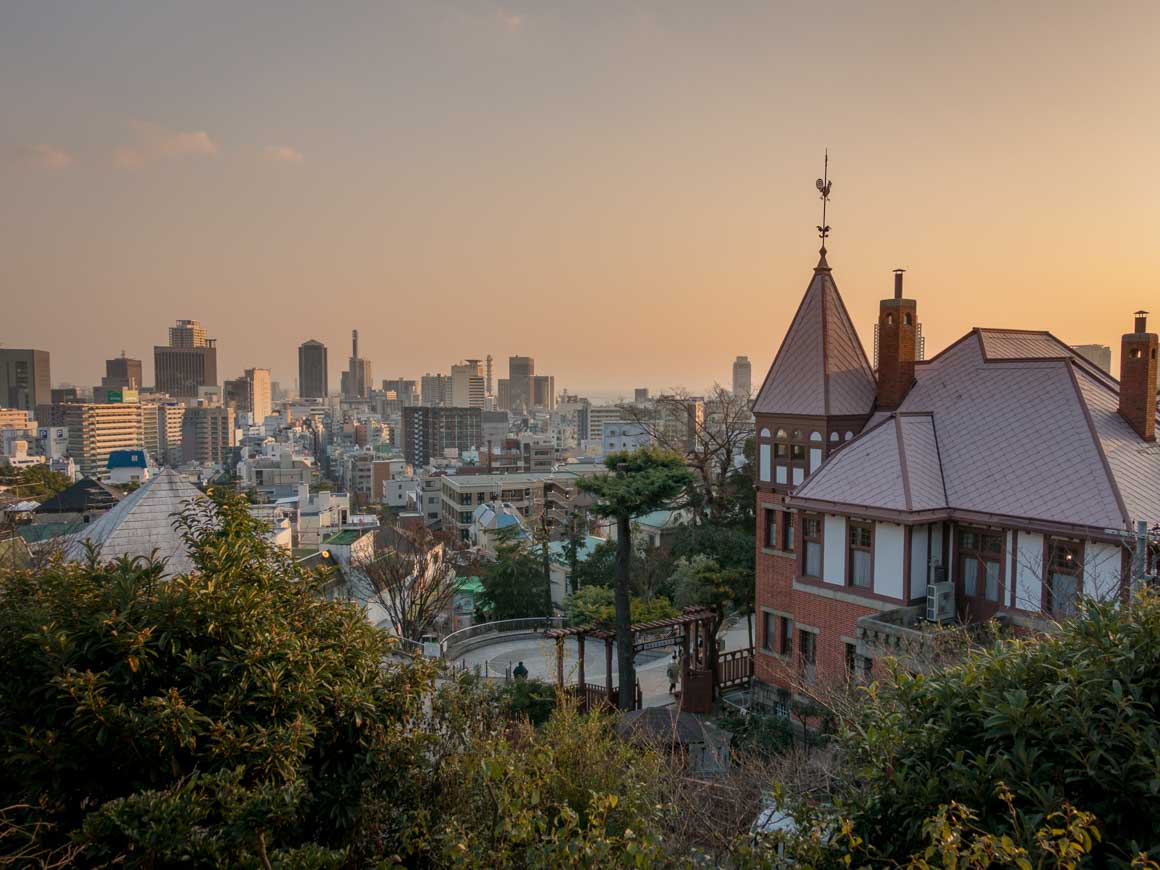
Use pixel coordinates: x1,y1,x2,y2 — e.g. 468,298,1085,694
577,634,586,688
556,636,564,686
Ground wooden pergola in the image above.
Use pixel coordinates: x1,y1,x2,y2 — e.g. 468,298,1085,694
545,606,719,713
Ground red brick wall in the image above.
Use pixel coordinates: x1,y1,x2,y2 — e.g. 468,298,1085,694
755,497,878,691
1119,328,1158,441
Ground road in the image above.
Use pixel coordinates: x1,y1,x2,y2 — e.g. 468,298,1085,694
452,614,753,708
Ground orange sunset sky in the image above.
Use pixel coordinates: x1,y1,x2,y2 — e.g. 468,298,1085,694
2,1,1159,396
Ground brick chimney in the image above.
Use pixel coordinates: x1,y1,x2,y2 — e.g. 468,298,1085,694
876,269,917,409
1119,310,1158,441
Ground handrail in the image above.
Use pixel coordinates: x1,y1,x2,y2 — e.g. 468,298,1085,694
440,616,565,658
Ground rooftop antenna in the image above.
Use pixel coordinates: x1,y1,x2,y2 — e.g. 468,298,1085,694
815,150,832,254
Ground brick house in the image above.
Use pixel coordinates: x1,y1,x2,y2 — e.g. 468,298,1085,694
753,248,1160,707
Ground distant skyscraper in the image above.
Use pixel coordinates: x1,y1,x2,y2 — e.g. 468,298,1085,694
225,368,272,422
1073,344,1112,375
0,349,51,411
451,360,486,408
421,373,450,406
485,354,494,397
63,401,144,477
532,375,556,411
103,352,143,390
508,355,534,411
732,356,752,399
181,405,236,464
154,319,217,398
634,388,650,403
298,339,328,398
342,330,373,399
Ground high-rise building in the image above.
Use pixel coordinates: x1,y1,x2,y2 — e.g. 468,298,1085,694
532,375,556,411
732,356,752,399
341,330,373,399
298,339,329,398
401,406,482,467
63,402,145,478
451,360,486,408
508,355,534,411
382,378,418,406
181,405,236,465
0,349,51,411
485,355,494,397
1073,344,1113,375
421,373,450,406
154,319,217,398
225,368,272,422
496,378,512,411
634,388,650,403
103,353,143,390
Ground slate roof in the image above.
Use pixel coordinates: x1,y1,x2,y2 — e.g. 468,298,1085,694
66,468,208,574
792,329,1159,534
35,477,122,514
752,252,877,418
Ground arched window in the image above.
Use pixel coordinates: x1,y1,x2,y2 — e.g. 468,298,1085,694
829,432,839,442
792,430,802,441
809,431,822,442
885,313,895,326
1130,348,1143,359
904,312,913,326
760,428,771,438
776,429,788,440
844,431,854,440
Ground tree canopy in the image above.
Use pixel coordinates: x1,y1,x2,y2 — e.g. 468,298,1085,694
476,527,551,621
0,491,436,867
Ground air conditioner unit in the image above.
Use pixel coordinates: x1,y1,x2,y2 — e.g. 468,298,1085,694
926,581,954,624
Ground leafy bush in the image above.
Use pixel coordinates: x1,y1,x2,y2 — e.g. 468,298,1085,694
832,593,1160,866
0,492,437,866
564,585,677,627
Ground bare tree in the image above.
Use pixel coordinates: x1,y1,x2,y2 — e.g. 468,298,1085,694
358,538,458,642
620,384,754,523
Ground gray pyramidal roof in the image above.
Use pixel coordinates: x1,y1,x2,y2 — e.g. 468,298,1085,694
66,468,207,575
752,251,878,418
793,329,1160,533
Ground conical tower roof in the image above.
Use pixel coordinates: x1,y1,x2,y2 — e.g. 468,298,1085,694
66,468,208,575
752,253,877,417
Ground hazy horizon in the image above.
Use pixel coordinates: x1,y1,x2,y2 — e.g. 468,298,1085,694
4,2,1159,394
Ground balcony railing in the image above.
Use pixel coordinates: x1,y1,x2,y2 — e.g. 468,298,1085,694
856,605,1001,673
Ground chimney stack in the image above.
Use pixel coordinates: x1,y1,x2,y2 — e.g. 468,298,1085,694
1118,310,1157,441
876,269,917,409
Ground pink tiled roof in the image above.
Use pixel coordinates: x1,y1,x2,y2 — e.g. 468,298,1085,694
793,328,1158,533
752,256,877,418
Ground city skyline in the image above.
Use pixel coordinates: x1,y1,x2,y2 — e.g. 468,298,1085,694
4,3,1159,392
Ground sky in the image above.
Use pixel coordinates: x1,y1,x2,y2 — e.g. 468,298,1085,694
3,1,1160,397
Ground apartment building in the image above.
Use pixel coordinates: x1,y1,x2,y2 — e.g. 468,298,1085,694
62,402,145,478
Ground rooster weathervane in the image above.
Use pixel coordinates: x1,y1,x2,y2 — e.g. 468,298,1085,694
816,150,832,249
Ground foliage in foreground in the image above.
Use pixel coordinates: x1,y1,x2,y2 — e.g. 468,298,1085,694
825,592,1160,867
564,584,678,627
0,492,436,867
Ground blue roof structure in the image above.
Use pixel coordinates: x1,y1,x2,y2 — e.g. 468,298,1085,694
107,449,148,470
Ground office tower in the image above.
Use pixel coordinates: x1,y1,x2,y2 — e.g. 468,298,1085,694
155,402,186,465
532,375,556,411
341,330,373,399
1073,344,1113,375
732,355,752,399
298,339,329,398
382,378,418,406
51,387,82,405
225,368,272,422
0,349,51,411
451,360,486,408
63,402,145,477
103,352,143,390
401,406,482,467
634,388,650,403
181,405,236,464
496,378,512,411
154,319,217,398
485,354,494,397
421,373,449,406
508,355,534,411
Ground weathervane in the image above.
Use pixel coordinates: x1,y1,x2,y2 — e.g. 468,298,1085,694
816,150,832,251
